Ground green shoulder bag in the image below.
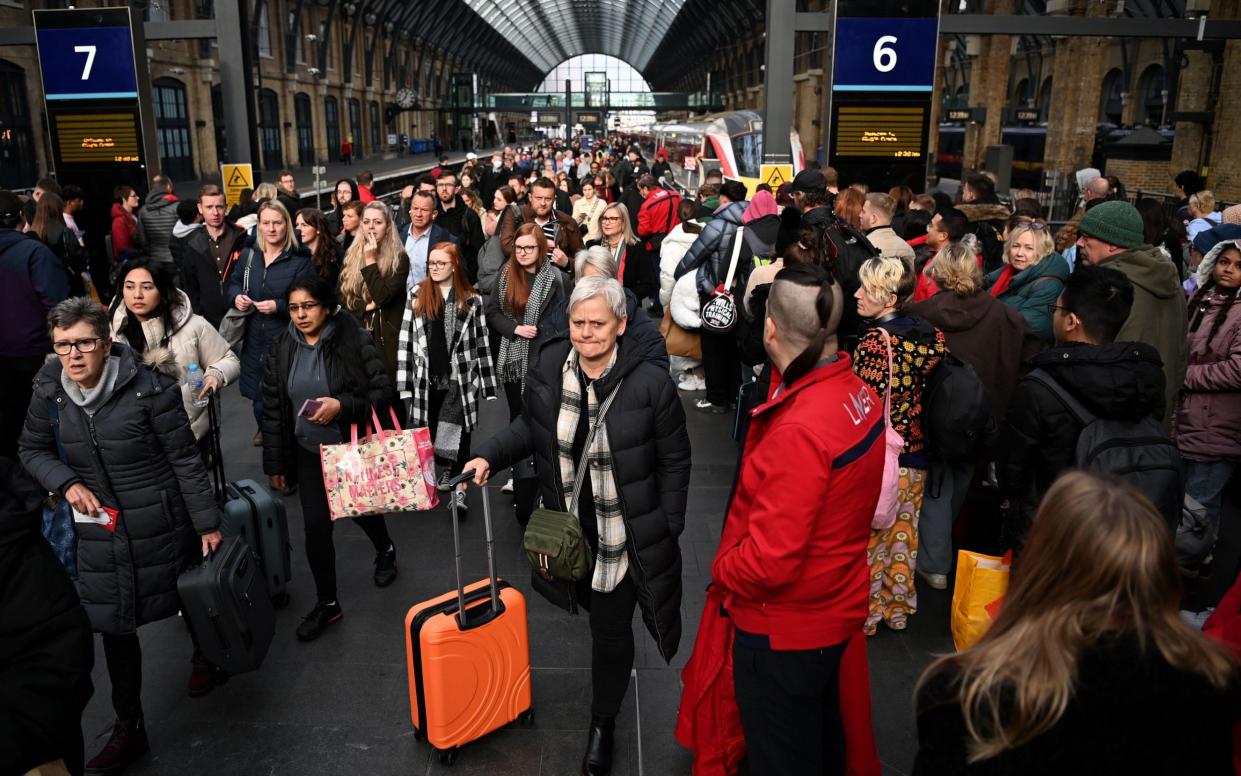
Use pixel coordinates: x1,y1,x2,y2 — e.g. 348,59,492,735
523,381,623,582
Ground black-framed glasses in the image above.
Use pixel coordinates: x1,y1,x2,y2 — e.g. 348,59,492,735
1046,303,1068,317
52,338,102,355
288,302,321,313
514,244,539,253
427,261,452,269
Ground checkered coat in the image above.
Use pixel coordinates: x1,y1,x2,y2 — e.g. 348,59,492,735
395,292,498,431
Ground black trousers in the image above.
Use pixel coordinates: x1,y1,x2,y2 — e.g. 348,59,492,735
100,604,204,720
294,444,393,604
733,632,849,776
1,355,42,459
588,575,638,718
428,386,471,478
502,380,539,525
700,327,742,408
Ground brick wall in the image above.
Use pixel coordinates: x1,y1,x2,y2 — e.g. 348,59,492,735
1105,158,1171,193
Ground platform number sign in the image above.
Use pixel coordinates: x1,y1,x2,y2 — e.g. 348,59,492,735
34,12,140,101
831,18,939,93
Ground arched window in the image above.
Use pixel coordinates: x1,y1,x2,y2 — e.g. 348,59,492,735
258,88,283,170
0,59,36,189
295,93,314,166
1038,77,1053,123
369,100,380,152
153,77,194,181
1137,65,1166,126
324,96,341,162
1012,78,1031,107
1100,69,1124,125
347,98,362,159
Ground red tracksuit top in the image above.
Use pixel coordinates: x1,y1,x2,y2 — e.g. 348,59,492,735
713,353,884,650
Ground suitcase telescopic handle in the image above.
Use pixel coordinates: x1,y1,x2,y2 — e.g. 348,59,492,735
447,470,500,615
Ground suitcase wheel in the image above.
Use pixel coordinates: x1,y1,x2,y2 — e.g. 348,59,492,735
271,592,291,609
518,709,534,726
436,747,458,766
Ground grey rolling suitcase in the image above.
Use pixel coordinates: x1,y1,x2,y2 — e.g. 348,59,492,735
208,397,293,608
178,536,275,675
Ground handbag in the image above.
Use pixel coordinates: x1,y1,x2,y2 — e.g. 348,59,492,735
319,406,439,519
872,328,906,532
41,399,77,578
700,226,745,333
950,549,1011,651
660,307,702,360
523,380,623,582
217,247,254,351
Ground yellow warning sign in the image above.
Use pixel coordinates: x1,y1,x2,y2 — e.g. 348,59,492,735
760,163,794,189
220,163,254,209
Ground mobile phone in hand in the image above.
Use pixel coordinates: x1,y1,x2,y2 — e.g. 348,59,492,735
299,399,323,418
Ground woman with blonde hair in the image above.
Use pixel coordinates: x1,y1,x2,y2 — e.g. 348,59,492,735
586,202,656,303
983,221,1068,343
906,238,1040,588
396,242,496,502
914,471,1239,773
338,201,410,383
852,254,946,633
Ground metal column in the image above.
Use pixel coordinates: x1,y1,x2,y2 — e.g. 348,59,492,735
761,0,795,164
215,0,260,166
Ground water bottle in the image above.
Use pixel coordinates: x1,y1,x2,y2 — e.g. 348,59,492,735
187,364,209,408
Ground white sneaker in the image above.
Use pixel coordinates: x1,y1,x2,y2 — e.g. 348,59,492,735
677,374,707,391
917,569,948,590
501,478,514,494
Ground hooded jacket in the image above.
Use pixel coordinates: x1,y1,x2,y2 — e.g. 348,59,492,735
110,289,241,440
19,343,220,634
0,228,69,358
674,200,746,297
983,252,1070,343
261,311,394,482
472,336,691,662
137,190,180,265
658,222,703,307
1102,245,1189,424
1175,239,1241,461
997,341,1166,549
906,291,1042,423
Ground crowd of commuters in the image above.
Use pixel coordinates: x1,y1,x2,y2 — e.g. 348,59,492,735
4,140,1241,776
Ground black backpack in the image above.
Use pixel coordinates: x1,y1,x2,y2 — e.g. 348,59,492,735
923,352,996,462
806,215,879,350
1026,369,1184,531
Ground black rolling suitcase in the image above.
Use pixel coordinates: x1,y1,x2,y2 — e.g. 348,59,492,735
207,396,293,607
178,536,275,674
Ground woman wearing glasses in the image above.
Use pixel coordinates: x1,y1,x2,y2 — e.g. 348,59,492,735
587,202,657,306
486,222,567,523
261,274,399,643
983,221,1069,343
20,297,222,772
396,243,497,505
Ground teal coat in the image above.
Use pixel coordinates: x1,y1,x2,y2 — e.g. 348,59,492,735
984,252,1070,342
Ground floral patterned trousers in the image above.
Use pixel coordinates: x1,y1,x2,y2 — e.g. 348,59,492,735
865,467,926,635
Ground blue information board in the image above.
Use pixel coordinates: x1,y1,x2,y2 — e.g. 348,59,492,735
832,18,939,92
36,26,138,100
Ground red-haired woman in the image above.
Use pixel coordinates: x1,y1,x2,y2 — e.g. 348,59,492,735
396,242,498,506
485,222,567,521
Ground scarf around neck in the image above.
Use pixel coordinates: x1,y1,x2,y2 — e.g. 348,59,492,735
496,259,559,389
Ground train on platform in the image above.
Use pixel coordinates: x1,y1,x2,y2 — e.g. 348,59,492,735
934,124,1175,190
623,110,806,194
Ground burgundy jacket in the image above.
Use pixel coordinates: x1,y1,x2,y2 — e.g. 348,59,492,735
1175,289,1241,461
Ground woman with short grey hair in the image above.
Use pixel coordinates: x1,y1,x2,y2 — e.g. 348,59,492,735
20,296,222,772
463,275,691,776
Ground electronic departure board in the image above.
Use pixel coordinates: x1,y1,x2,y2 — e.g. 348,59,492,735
54,112,142,163
827,0,940,188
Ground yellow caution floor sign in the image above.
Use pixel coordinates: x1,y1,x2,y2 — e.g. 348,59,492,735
221,163,254,209
759,163,794,189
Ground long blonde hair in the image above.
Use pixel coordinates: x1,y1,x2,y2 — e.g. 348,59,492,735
339,202,402,309
600,202,636,248
917,471,1236,762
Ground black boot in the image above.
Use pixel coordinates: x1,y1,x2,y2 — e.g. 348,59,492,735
85,716,149,775
581,714,615,776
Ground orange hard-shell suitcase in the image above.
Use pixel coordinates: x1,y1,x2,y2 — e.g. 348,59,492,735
404,473,533,765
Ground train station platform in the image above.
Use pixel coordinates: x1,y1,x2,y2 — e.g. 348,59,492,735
76,386,1239,775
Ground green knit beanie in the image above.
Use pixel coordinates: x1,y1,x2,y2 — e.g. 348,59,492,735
1077,200,1145,250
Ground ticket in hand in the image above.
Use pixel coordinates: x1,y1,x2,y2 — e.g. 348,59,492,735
73,505,118,533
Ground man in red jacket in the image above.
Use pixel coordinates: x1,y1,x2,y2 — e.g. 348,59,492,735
635,173,681,253
712,262,884,775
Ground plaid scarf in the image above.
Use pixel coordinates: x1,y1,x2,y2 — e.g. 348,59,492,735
497,259,559,390
433,289,466,467
557,348,627,593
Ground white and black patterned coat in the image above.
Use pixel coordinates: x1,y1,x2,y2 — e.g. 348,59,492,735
396,292,498,431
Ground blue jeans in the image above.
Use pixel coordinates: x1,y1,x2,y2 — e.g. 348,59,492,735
918,458,975,576
1185,459,1236,534
252,399,263,433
